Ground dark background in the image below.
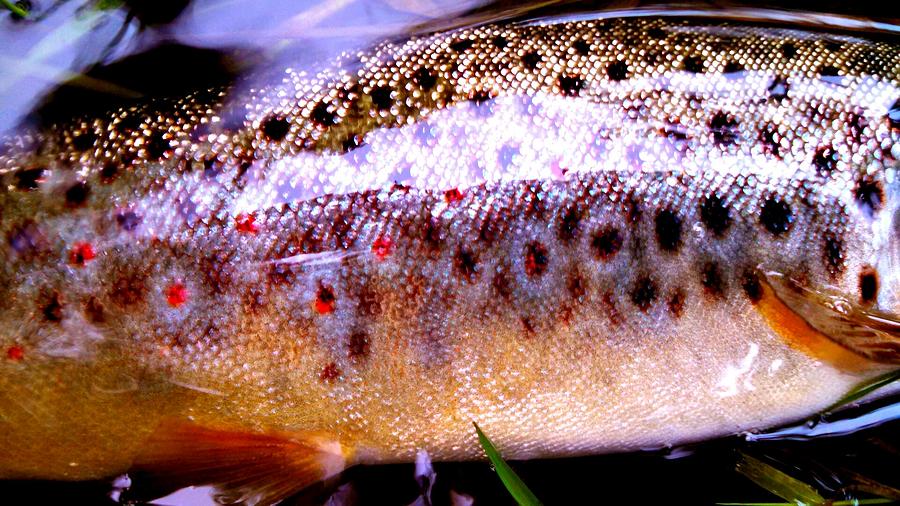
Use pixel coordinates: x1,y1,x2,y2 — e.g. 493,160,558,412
1,1,898,504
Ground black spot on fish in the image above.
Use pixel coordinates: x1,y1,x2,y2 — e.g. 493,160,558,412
700,262,726,299
520,317,536,336
818,65,843,84
607,61,628,82
522,51,542,70
709,111,739,146
469,90,494,105
887,98,900,130
647,27,667,39
202,157,224,178
64,181,90,207
454,248,478,282
681,55,705,73
477,218,499,247
848,112,866,143
723,61,744,75
668,289,686,318
623,193,642,223
145,131,170,159
781,43,797,59
654,209,682,252
572,39,590,56
558,74,584,97
760,198,793,236
370,85,393,110
740,269,762,303
340,135,365,153
767,76,789,102
14,168,46,191
41,292,64,322
116,211,142,232
311,101,337,127
813,146,838,175
260,115,290,141
115,114,143,133
824,234,845,278
567,271,586,300
699,195,731,237
100,163,119,183
449,38,474,52
72,131,97,151
491,35,508,48
758,123,782,157
859,266,879,304
855,178,884,216
591,226,623,261
492,267,513,301
557,207,582,243
524,241,549,277
347,331,370,360
824,40,842,52
630,276,658,312
413,67,437,90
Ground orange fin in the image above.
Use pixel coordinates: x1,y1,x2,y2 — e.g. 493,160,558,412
130,420,350,505
760,271,900,369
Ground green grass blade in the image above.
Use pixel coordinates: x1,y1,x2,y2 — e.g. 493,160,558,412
1,0,28,18
473,422,543,506
734,453,825,505
717,500,894,506
824,369,900,414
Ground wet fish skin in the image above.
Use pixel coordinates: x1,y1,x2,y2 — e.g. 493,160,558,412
1,14,900,501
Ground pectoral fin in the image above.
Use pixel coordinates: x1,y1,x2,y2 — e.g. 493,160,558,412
129,420,351,506
759,271,900,370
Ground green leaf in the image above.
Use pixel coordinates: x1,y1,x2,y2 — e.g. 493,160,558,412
824,369,900,414
473,422,543,506
734,453,825,505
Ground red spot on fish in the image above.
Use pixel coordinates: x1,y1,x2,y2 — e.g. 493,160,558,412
68,242,96,266
319,362,341,382
372,236,393,260
314,284,336,314
6,345,24,361
235,213,258,234
444,188,464,203
165,282,189,308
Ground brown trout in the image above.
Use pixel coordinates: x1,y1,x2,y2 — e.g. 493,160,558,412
2,12,900,504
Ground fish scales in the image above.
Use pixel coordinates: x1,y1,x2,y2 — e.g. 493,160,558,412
1,14,900,500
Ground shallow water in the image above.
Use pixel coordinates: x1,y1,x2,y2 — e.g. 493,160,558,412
1,1,899,504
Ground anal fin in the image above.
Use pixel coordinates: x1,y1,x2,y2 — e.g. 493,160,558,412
129,420,350,505
760,271,900,370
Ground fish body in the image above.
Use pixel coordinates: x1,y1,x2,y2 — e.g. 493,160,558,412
2,13,900,502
